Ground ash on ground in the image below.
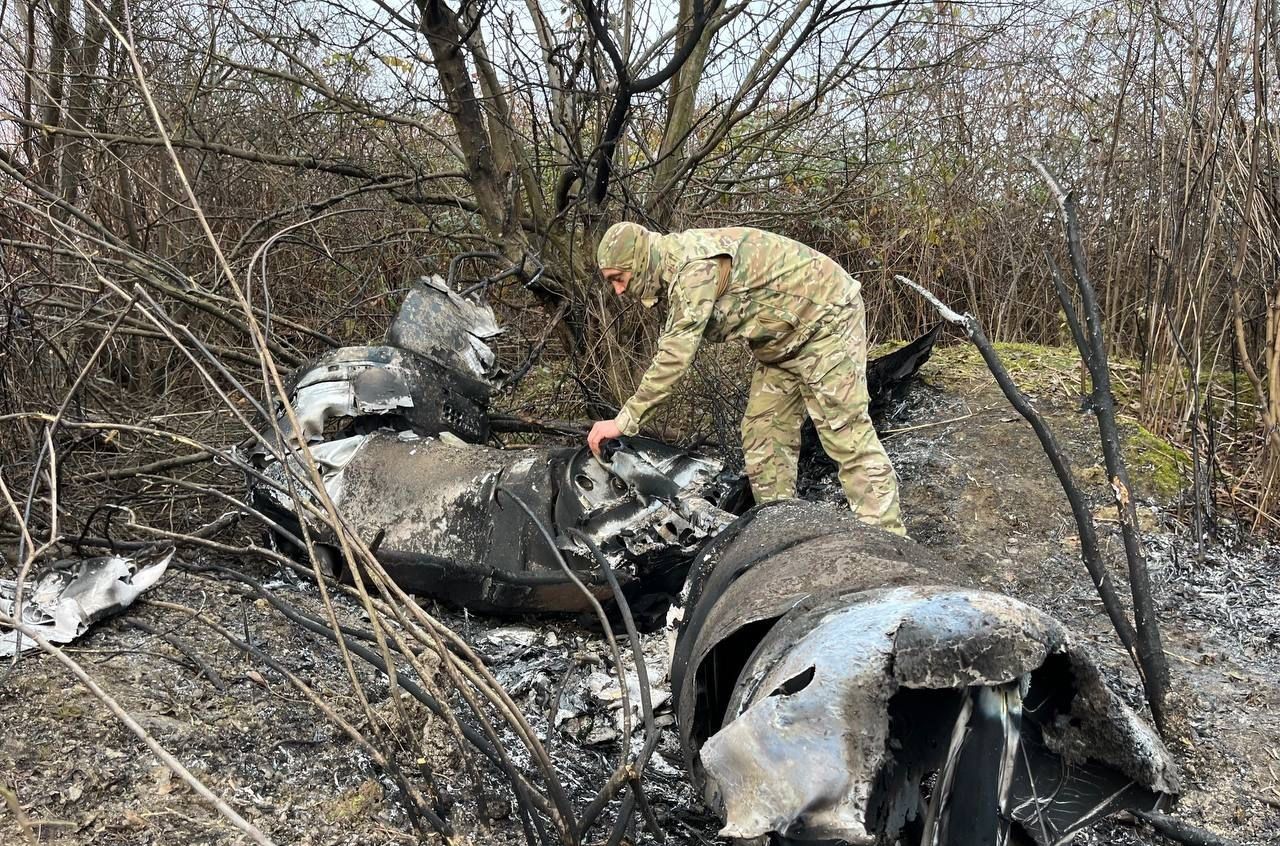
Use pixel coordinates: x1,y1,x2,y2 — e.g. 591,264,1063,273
3,354,1276,845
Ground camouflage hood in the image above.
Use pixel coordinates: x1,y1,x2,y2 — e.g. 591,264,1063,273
597,222,664,308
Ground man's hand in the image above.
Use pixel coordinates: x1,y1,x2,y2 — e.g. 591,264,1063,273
587,419,623,457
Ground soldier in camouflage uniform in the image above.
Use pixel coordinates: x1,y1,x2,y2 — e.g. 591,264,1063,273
588,222,905,536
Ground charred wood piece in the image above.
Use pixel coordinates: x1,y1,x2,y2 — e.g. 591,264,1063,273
1031,159,1170,733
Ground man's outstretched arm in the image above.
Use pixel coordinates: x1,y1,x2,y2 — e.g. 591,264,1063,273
588,259,719,454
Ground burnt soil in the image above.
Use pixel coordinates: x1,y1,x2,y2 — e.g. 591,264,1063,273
2,341,1278,846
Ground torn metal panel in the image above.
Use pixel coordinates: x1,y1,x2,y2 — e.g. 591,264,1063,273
250,276,500,460
258,344,491,451
0,547,174,656
671,500,928,760
671,501,1178,845
866,322,944,413
385,275,503,382
249,431,734,615
556,441,732,565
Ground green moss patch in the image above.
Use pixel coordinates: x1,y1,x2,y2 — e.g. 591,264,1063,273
916,340,1191,501
1124,423,1192,500
917,340,1091,401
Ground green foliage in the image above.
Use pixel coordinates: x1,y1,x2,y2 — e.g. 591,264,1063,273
1125,423,1192,500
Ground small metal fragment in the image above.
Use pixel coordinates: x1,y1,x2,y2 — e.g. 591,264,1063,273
1,547,174,656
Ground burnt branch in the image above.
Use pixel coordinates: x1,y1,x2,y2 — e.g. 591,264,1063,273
568,528,664,841
1031,159,1171,735
497,486,635,759
121,618,227,692
1044,249,1091,372
894,275,1142,671
1134,810,1240,846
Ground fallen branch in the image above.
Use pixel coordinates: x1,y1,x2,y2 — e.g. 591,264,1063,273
1134,810,1240,846
880,411,979,436
76,451,214,483
489,415,591,437
121,618,227,691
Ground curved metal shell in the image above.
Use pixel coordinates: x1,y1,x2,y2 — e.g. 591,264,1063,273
672,501,931,765
672,501,1179,845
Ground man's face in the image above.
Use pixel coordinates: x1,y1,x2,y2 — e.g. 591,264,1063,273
602,268,632,296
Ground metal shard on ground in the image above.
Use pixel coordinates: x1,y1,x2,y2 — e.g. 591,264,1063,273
0,547,174,656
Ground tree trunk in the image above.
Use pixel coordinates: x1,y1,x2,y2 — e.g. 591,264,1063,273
60,0,110,211
39,0,74,194
648,0,716,226
416,0,514,247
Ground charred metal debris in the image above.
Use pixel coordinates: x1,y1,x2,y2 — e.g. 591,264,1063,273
244,275,739,618
236,274,1180,844
671,502,1178,845
0,547,174,656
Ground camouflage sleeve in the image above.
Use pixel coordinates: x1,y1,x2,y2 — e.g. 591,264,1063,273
614,259,719,435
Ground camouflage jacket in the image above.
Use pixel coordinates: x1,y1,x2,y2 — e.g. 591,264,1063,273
615,226,861,435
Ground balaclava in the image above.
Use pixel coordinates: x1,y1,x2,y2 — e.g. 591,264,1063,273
596,222,663,308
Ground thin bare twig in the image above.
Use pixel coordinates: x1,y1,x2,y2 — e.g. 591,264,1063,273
0,782,37,844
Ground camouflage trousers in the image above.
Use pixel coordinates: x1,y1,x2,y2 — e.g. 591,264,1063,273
741,298,906,535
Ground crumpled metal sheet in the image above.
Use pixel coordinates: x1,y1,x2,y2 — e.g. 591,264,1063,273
671,501,929,761
556,440,733,564
247,276,500,461
385,275,503,381
250,430,734,614
671,501,1179,845
0,547,174,656
289,353,415,440
254,344,491,453
703,586,1177,842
